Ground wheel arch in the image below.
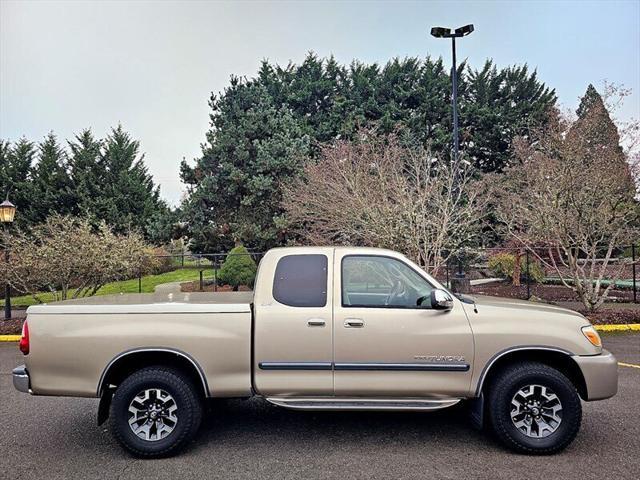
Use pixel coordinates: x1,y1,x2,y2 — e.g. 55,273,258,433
475,347,588,400
98,348,210,398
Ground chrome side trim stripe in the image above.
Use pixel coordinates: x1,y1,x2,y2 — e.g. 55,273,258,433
259,362,333,371
335,362,470,372
258,362,469,372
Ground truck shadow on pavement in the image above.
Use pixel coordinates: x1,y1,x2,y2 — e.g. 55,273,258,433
192,397,493,453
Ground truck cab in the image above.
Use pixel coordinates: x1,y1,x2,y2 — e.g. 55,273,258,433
254,247,474,404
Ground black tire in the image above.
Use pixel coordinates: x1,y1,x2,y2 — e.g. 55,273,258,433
110,367,203,458
487,362,581,455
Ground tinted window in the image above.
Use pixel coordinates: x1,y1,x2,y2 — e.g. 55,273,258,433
342,256,434,308
273,254,328,307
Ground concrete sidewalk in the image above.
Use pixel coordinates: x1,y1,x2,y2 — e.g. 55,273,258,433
469,277,503,286
153,281,184,294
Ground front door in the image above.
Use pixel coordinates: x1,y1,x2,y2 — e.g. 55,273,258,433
333,252,474,397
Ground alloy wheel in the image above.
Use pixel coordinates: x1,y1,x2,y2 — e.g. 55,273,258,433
510,384,563,438
127,388,178,441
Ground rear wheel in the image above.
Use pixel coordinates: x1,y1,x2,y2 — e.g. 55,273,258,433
487,362,581,454
110,367,203,458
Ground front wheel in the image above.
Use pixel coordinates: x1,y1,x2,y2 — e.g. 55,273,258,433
110,367,203,457
487,362,582,454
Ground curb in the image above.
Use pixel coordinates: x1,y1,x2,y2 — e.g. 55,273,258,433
0,335,20,342
1,324,639,341
594,323,640,332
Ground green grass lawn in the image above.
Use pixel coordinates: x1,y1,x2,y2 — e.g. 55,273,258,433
1,268,216,307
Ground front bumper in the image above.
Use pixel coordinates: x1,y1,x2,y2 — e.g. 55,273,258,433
12,365,31,394
572,349,618,401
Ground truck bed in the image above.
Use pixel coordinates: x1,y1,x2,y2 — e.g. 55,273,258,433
24,291,254,398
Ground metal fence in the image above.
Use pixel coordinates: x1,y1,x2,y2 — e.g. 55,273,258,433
147,246,638,305
139,251,265,293
435,245,638,304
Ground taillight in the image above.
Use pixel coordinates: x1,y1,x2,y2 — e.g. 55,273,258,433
19,321,29,355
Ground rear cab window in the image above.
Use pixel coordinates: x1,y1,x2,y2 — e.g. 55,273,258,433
272,254,328,307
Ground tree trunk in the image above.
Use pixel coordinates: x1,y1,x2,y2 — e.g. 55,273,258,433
512,250,522,287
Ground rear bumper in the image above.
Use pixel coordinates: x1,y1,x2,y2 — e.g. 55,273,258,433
572,350,618,401
12,365,31,394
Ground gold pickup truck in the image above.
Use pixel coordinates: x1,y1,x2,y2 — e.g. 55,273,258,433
13,247,618,457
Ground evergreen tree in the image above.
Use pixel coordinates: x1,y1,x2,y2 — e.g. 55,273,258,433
181,81,310,252
255,54,555,169
69,129,109,220
144,207,180,245
576,84,605,118
0,138,37,228
218,244,258,290
99,125,165,235
2,128,167,240
31,132,75,222
460,61,556,172
181,54,556,250
68,126,169,240
0,140,11,197
572,84,625,164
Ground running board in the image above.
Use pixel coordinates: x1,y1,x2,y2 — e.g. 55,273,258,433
265,397,461,411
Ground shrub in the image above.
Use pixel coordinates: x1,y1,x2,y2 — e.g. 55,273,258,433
217,245,257,291
488,253,513,278
488,252,544,284
143,246,174,275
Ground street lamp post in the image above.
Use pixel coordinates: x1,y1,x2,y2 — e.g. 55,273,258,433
431,25,474,293
0,197,17,320
430,24,474,165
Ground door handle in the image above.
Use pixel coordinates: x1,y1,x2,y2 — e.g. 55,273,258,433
307,318,326,327
344,318,365,328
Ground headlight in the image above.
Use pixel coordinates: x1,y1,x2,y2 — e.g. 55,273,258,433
581,325,602,347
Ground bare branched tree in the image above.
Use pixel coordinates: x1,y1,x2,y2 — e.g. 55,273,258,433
493,85,639,311
0,216,159,302
282,135,487,272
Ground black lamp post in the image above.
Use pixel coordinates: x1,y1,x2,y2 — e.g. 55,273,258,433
430,24,474,165
431,25,474,292
1,196,16,320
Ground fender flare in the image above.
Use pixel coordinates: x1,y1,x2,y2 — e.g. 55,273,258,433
97,347,210,397
474,345,574,397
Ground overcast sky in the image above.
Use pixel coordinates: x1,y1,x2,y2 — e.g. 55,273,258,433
1,0,639,205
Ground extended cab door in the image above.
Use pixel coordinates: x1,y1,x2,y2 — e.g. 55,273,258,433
253,248,334,396
333,251,474,397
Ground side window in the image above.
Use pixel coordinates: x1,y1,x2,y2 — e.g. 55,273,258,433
342,256,434,308
273,254,328,307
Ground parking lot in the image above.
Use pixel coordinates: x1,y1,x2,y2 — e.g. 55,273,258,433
1,333,638,480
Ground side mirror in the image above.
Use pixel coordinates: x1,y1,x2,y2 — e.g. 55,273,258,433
430,289,453,311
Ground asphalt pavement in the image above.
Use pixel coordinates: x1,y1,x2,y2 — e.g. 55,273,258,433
1,334,638,480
